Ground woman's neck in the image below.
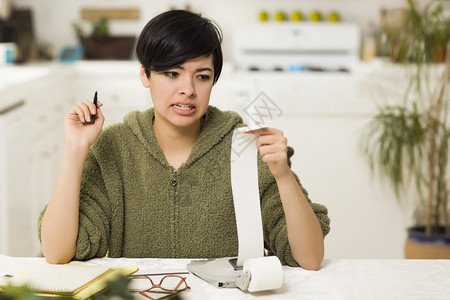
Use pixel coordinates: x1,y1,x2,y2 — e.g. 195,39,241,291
152,117,204,169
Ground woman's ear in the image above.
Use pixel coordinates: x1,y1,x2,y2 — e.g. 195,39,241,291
139,66,151,88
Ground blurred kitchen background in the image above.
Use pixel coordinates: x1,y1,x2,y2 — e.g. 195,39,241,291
1,0,448,259
1,0,427,63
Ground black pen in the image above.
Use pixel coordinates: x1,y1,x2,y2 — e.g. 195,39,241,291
91,91,98,124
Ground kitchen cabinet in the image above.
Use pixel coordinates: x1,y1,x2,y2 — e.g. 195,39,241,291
26,81,73,256
0,101,29,256
0,67,73,256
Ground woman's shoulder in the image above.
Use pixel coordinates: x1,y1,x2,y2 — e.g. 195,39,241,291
205,105,243,128
102,109,153,136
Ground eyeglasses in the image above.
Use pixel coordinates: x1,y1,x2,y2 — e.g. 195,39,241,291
130,274,190,299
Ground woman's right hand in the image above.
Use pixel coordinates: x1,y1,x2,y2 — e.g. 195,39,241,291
64,100,105,148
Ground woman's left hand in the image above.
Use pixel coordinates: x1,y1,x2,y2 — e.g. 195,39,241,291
246,127,291,179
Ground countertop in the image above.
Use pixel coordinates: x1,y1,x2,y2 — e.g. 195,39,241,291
0,61,142,113
0,63,68,113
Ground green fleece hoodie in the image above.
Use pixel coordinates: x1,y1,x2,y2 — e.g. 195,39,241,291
38,106,330,266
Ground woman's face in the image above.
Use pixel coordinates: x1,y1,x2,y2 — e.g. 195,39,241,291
140,55,214,130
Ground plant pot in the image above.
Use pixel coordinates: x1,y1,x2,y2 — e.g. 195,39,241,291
404,226,450,259
81,36,136,60
431,45,447,63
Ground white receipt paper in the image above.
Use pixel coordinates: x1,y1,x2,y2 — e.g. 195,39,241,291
235,123,267,134
244,256,283,292
231,126,266,266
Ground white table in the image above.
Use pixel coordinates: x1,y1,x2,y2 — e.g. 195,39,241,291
1,255,449,299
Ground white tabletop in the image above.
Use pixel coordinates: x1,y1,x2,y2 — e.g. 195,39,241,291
1,255,449,300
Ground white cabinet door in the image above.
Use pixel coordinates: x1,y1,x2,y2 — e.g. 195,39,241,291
0,101,31,256
25,81,70,256
0,73,71,256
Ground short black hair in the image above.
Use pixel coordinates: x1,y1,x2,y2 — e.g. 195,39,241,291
136,10,223,84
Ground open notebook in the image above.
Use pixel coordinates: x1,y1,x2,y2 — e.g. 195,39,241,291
0,262,138,299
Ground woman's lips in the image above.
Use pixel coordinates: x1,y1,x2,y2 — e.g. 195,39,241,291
172,104,195,110
171,103,196,115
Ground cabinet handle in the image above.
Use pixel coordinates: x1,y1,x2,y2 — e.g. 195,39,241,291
0,100,25,115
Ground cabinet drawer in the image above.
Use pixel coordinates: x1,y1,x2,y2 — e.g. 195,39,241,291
27,96,69,139
86,80,149,108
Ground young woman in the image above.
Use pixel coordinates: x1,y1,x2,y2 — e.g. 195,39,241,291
39,10,330,270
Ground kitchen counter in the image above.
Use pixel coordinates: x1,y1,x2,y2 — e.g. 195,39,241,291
0,65,51,90
0,61,142,113
0,63,68,113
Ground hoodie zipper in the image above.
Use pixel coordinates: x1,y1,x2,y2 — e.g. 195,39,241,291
171,168,178,256
171,169,178,186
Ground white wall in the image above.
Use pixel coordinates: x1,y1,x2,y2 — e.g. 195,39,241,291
12,0,429,61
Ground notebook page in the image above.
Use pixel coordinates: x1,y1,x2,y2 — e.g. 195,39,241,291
1,263,111,295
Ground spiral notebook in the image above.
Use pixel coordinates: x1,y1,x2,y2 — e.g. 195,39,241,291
0,262,138,299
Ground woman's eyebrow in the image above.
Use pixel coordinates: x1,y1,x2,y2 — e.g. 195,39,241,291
196,67,213,72
172,66,213,72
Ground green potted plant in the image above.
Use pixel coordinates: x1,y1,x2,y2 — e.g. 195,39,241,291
390,0,450,63
73,17,136,60
360,0,450,258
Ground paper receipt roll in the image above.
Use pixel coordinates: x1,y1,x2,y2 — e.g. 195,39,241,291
231,128,265,265
244,256,283,292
